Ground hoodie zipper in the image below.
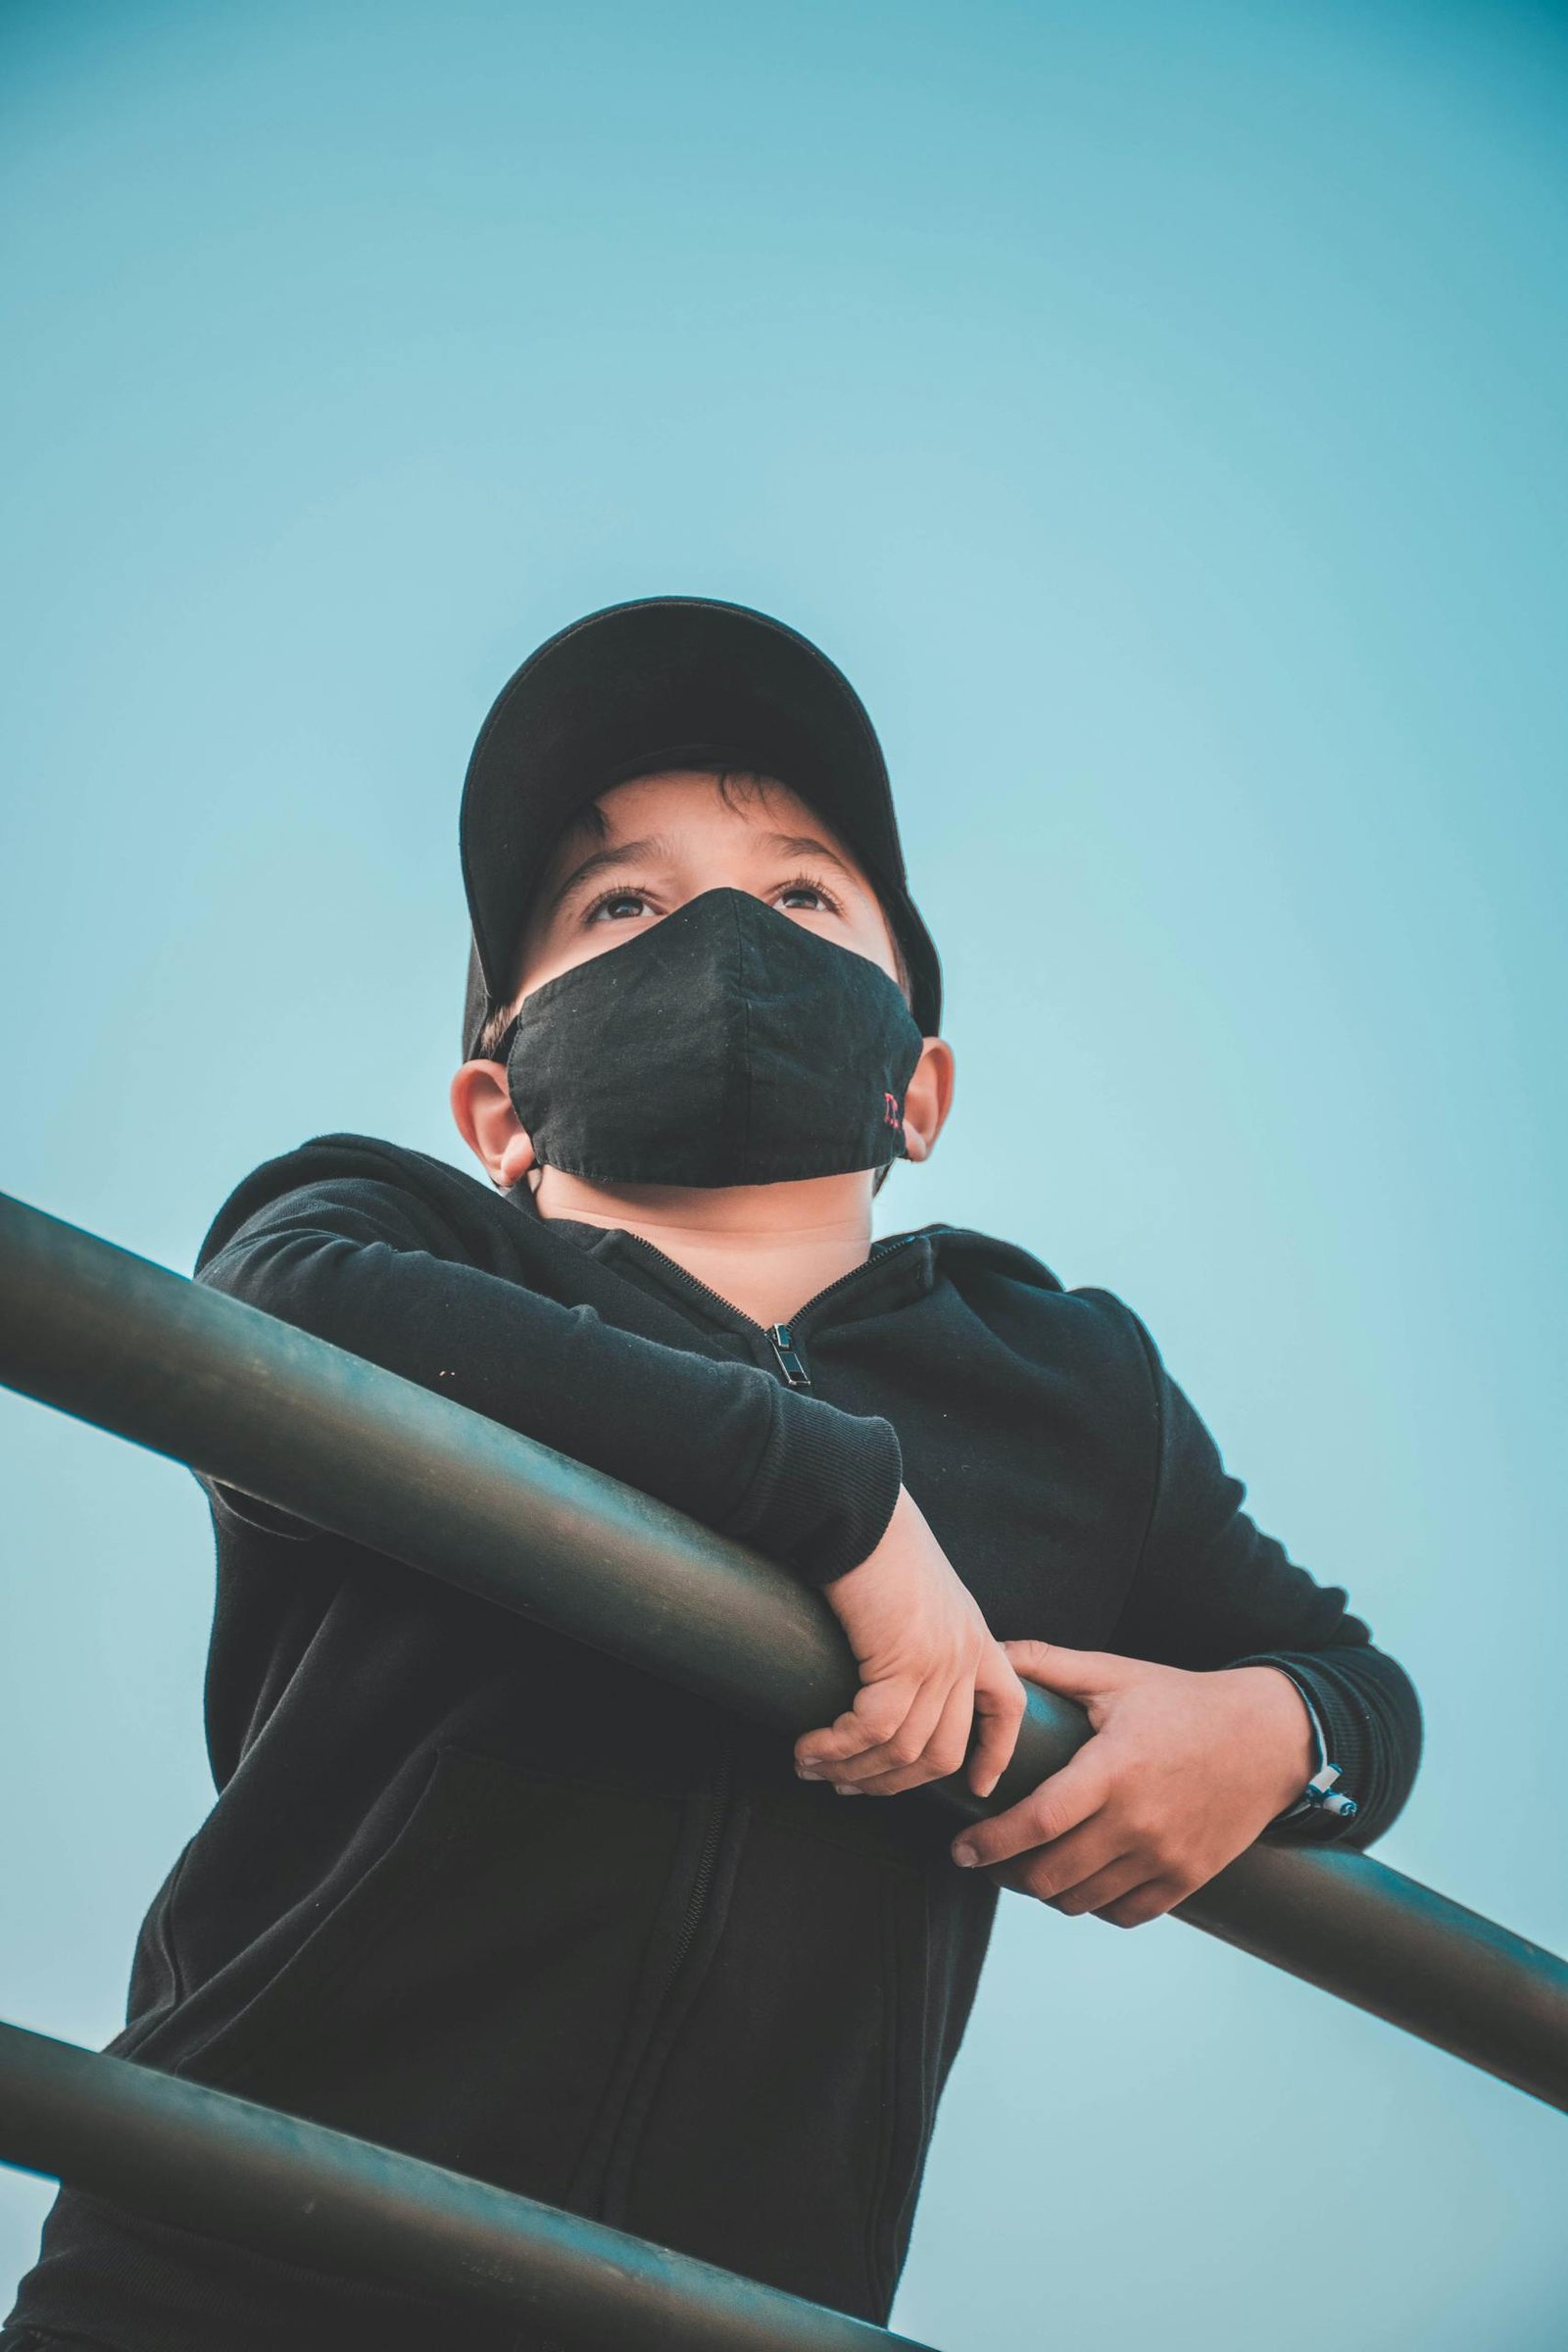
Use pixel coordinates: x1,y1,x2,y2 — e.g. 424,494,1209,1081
618,1240,920,1984
765,1323,809,1388
584,1231,924,2219
617,1235,923,1393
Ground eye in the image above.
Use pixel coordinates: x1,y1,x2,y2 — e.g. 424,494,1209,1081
774,873,842,915
585,887,654,924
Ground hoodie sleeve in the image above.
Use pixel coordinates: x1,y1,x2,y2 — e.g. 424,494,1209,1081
195,1174,902,1589
1105,1300,1422,1849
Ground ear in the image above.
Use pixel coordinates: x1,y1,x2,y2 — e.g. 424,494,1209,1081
902,1037,956,1163
450,1061,537,1190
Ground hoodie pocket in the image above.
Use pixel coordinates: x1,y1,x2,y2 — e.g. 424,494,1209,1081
183,1744,689,2208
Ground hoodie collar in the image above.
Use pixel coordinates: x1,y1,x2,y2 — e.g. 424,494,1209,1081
503,1179,940,1338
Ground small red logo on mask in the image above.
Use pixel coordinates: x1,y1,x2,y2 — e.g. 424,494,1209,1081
883,1093,903,1130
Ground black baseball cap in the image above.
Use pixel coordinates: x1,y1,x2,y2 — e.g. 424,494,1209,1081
460,595,942,1057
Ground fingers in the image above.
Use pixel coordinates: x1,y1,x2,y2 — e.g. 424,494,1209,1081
798,1629,1027,1798
951,1743,1110,1869
1002,1639,1127,1702
839,1677,977,1796
983,1858,1039,1897
1041,1853,1150,1918
965,1648,1028,1798
789,1674,950,1778
986,1852,1174,1928
805,1669,957,1788
983,1815,1124,1901
794,1677,922,1777
973,1814,1174,1924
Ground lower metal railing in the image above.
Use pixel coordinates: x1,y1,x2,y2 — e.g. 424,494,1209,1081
0,1189,1564,2340
0,2019,930,2349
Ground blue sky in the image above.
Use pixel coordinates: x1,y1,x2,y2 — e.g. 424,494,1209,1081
2,3,1566,2343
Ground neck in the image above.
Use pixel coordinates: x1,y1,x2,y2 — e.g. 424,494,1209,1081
532,1168,876,1326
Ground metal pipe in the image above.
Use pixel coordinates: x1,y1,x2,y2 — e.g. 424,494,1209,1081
1,1189,1565,2111
0,2019,932,2349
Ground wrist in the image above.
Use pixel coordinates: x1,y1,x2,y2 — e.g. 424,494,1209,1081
1226,1664,1317,1816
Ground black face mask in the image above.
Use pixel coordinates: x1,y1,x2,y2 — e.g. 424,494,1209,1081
504,887,925,1187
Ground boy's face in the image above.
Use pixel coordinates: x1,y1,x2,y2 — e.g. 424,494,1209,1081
513,769,909,1004
453,763,952,1198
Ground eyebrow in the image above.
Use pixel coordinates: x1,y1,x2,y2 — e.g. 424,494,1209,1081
760,833,860,881
547,834,669,910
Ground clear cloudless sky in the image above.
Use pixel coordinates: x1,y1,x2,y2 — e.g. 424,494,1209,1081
3,2,1566,2344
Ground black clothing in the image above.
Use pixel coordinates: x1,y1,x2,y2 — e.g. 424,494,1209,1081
7,1135,1421,2351
1,2332,120,2351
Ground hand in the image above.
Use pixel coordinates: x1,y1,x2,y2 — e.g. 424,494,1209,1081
950,1640,1316,1927
794,1487,1027,1800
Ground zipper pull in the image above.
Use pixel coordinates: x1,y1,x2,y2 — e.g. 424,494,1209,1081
767,1323,811,1389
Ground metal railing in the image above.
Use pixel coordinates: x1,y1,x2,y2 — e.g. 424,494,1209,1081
0,2018,930,2349
0,1188,1564,2340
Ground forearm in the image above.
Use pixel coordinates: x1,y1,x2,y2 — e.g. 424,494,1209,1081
198,1193,901,1584
1110,1299,1424,1849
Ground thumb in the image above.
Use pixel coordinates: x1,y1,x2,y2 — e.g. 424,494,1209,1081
1003,1639,1128,1702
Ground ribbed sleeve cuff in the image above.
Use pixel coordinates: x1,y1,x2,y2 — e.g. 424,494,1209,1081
721,1390,904,1587
1233,1648,1404,1847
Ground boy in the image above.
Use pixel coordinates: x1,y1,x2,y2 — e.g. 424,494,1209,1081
4,596,1421,2351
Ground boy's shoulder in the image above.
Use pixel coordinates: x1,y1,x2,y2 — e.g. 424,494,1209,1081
909,1220,1065,1295
196,1132,511,1274
902,1219,1156,1375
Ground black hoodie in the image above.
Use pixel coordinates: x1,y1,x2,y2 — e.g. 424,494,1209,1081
7,1135,1421,2351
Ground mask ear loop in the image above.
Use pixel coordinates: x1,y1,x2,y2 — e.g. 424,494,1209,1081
493,1010,548,1196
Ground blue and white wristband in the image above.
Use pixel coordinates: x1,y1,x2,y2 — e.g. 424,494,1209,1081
1298,1762,1358,1820
1276,1685,1358,1823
